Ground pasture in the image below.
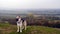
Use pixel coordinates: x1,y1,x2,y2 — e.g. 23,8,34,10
0,23,60,34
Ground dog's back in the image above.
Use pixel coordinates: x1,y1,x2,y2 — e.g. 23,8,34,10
21,17,26,23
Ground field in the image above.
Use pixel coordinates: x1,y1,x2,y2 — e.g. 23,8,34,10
0,23,60,34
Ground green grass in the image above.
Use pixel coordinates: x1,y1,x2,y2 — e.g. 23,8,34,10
0,23,60,34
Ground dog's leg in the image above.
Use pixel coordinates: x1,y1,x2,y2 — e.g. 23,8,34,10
17,24,19,32
25,25,26,30
24,21,27,30
22,24,24,30
20,21,22,32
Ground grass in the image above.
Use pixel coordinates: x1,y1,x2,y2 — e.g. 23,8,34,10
0,23,60,34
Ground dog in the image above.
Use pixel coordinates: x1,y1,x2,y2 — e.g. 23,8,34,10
16,16,27,32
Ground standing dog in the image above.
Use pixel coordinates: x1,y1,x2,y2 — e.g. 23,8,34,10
16,16,27,32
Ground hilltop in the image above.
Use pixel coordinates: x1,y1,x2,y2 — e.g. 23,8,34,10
0,23,60,34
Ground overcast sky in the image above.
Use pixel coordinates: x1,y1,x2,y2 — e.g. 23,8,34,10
0,0,60,10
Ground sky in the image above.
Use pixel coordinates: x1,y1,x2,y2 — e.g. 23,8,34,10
0,0,60,10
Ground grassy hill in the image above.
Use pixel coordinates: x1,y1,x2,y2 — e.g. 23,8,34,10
0,23,60,34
